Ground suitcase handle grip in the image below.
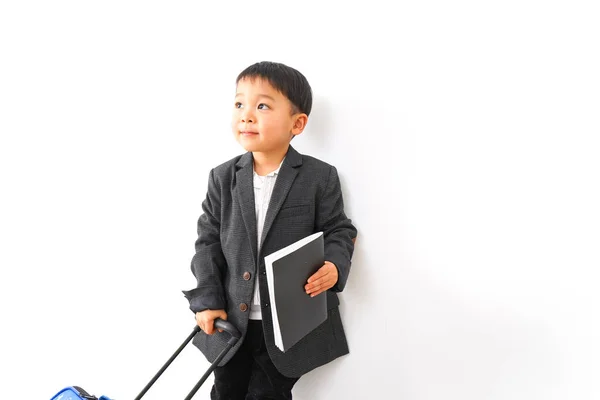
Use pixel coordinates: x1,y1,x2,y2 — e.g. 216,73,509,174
213,318,241,339
136,320,241,400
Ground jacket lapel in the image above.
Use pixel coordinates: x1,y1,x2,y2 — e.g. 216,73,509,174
235,152,258,265
259,145,303,252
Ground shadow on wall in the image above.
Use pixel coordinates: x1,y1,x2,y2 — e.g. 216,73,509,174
293,247,565,398
291,233,369,398
298,94,335,157
289,89,565,400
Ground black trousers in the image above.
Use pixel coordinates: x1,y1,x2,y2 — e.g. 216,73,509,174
211,320,299,400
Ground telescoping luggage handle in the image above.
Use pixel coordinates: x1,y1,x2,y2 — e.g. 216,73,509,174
134,319,241,400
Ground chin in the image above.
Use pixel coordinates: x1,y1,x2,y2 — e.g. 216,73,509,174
236,140,258,153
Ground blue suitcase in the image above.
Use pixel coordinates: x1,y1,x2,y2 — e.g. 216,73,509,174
50,386,111,400
51,319,240,400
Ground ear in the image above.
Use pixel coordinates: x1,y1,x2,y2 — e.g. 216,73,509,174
291,113,308,136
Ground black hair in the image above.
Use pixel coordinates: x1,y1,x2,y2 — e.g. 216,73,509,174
236,61,313,116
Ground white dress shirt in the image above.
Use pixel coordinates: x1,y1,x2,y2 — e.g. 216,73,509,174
249,159,283,320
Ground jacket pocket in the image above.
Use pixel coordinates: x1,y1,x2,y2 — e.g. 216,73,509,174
277,204,310,219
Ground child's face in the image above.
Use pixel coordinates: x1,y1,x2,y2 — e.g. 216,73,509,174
232,77,306,155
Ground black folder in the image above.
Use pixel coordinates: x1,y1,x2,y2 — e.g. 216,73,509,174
264,232,327,352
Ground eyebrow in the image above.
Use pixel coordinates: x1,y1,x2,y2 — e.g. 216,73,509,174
235,93,277,102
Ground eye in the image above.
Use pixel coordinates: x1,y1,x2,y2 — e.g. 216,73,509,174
257,103,270,110
235,102,243,109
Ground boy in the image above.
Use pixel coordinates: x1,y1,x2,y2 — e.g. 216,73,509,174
184,61,357,399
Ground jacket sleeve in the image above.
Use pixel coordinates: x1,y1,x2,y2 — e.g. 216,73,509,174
316,165,357,292
182,169,227,313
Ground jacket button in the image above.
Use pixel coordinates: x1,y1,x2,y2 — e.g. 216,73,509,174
239,303,248,312
243,272,251,281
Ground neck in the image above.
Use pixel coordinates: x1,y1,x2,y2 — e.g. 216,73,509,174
253,146,289,176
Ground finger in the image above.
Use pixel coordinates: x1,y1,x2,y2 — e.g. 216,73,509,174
306,271,335,291
309,286,324,296
305,277,326,293
307,266,328,283
307,267,334,288
306,275,324,289
205,319,215,335
199,316,213,334
307,272,322,284
310,285,330,297
196,316,205,332
307,278,335,295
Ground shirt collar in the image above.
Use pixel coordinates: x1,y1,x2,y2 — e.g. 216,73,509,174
253,157,285,178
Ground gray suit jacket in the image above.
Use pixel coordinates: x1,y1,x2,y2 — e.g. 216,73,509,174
183,145,357,378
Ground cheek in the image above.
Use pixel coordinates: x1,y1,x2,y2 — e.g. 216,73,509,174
231,115,238,132
258,119,272,130
260,117,285,133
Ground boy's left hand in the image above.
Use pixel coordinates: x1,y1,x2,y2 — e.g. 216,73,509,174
305,261,338,297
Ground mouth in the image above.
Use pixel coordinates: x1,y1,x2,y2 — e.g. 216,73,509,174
240,131,259,136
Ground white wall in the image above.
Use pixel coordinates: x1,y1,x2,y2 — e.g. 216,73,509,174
1,1,598,399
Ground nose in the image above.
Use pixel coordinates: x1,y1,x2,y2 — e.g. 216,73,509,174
241,109,254,123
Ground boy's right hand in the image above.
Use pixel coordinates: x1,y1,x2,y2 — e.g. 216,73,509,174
195,309,228,335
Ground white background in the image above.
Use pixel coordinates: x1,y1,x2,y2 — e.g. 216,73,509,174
1,1,599,399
